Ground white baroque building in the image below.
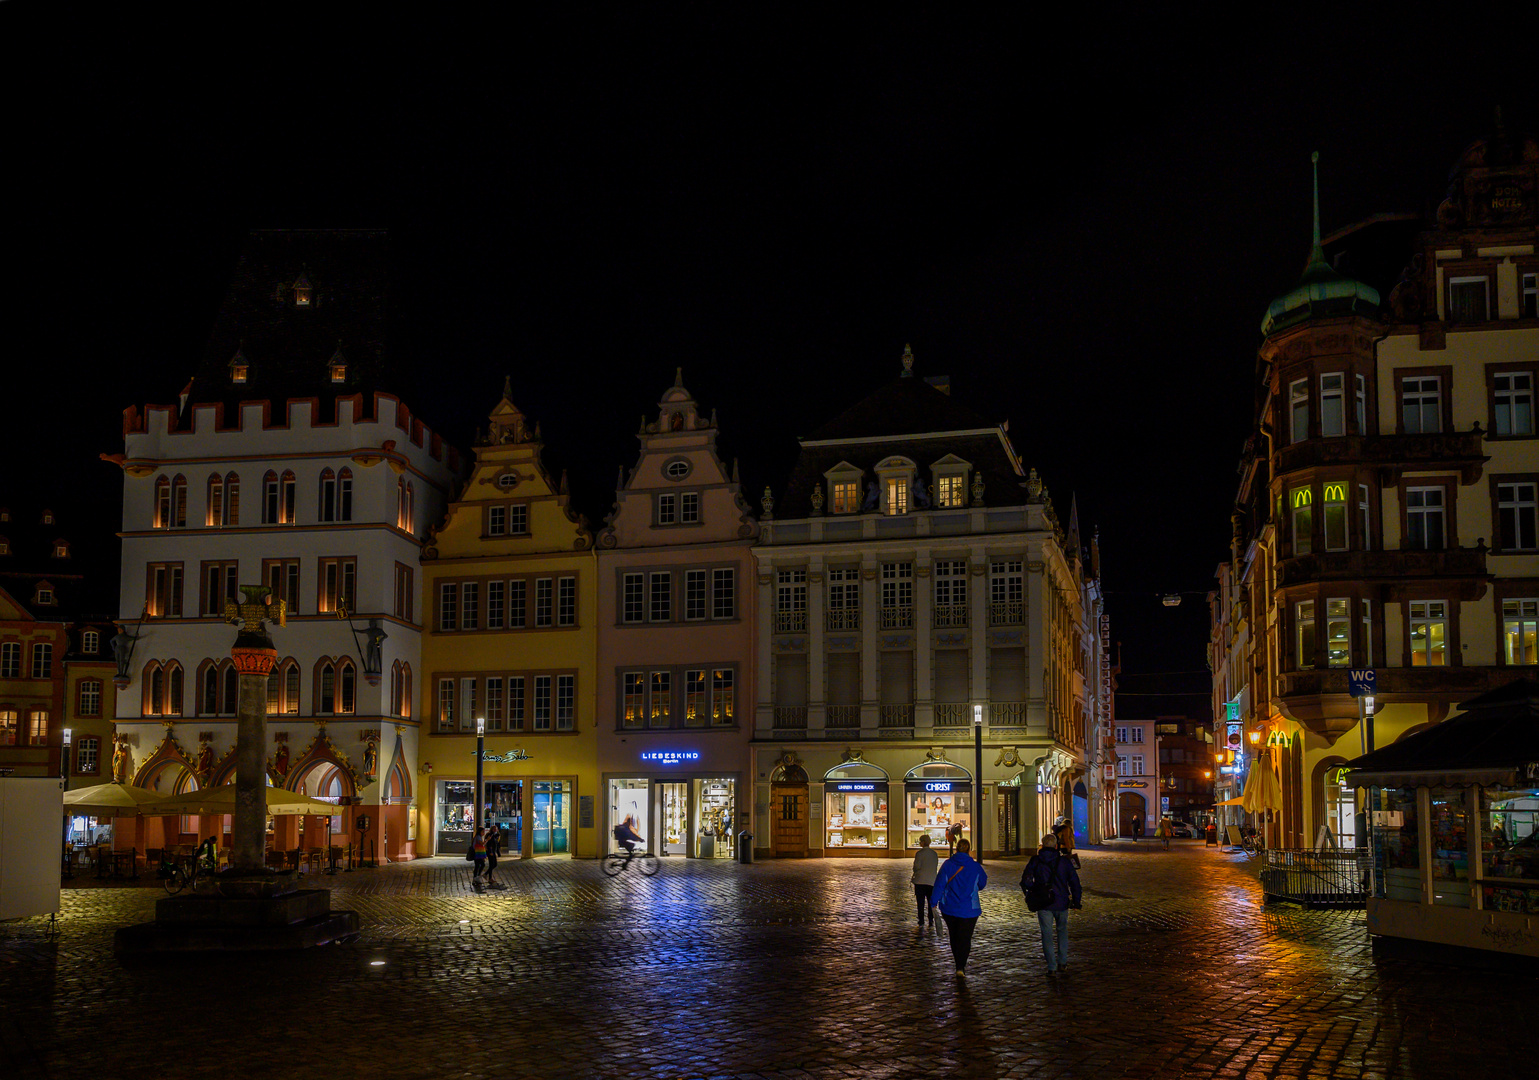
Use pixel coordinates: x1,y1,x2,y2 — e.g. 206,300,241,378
105,230,461,863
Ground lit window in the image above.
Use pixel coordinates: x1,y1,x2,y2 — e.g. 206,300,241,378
1504,599,1539,665
1409,601,1448,666
1291,487,1313,556
52,542,69,558
1325,598,1350,667
831,480,861,514
885,477,909,515
1322,483,1348,551
936,475,966,508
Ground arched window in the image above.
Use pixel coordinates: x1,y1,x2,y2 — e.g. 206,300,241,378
225,472,240,525
403,482,414,534
319,469,337,522
390,662,403,717
167,662,184,716
202,662,220,715
206,474,224,527
154,476,171,529
144,662,164,716
262,471,280,524
285,661,300,715
338,659,356,714
280,471,296,524
266,665,281,715
222,665,238,714
337,467,352,522
171,476,188,528
396,479,407,531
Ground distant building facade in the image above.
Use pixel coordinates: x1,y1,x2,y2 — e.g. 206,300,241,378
750,352,1100,858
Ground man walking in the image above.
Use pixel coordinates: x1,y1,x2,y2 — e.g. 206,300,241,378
1022,832,1082,976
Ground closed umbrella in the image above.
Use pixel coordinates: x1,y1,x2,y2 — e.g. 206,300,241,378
1240,758,1283,815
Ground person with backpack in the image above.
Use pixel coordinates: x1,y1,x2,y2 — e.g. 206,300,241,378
1021,832,1082,976
934,838,988,978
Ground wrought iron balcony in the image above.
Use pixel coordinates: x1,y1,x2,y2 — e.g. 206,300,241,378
880,606,913,629
826,705,861,725
933,603,969,628
774,610,807,634
1275,429,1488,484
825,608,860,631
989,601,1023,626
772,706,807,729
990,701,1027,726
934,703,970,725
879,704,913,727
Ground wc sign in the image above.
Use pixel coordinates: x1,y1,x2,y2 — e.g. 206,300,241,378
1348,669,1376,697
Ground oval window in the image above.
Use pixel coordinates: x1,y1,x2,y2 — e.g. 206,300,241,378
664,459,691,481
496,473,519,490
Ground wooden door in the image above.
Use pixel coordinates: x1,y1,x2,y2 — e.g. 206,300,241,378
771,783,808,857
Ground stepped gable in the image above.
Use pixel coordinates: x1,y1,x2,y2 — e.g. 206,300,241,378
185,229,398,423
777,375,1025,519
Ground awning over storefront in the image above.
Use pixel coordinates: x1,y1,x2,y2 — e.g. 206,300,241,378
1344,679,1539,789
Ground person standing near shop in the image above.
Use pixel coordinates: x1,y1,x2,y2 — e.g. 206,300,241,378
911,834,939,929
1023,832,1082,976
1131,816,1144,843
469,826,487,879
934,838,988,978
484,825,501,883
1156,817,1171,850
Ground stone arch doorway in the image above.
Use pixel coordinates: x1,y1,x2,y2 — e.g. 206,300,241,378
770,758,808,858
1118,791,1147,838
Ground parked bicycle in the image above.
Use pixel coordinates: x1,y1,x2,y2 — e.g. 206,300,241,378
602,846,660,877
160,844,221,895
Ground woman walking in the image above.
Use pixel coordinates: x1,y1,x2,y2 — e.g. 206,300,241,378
911,834,939,929
934,838,988,978
469,826,487,879
484,825,501,882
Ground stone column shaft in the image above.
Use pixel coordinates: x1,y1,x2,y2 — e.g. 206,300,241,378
234,672,270,874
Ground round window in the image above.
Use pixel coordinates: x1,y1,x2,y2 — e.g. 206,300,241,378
496,473,518,490
664,459,691,481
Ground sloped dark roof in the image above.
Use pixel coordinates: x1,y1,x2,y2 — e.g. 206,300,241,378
0,504,115,616
805,376,998,441
180,229,399,423
1345,679,1539,785
775,376,1024,518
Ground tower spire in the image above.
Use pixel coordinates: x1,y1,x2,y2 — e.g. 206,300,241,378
1309,151,1324,266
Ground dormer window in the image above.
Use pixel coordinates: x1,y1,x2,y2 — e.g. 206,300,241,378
229,347,249,385
292,273,313,307
0,537,8,555
82,631,99,654
874,456,918,516
328,343,347,383
41,510,53,525
930,455,972,509
52,541,69,559
822,461,867,515
35,587,55,605
884,478,909,515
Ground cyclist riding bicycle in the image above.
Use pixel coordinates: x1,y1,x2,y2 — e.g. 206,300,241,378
613,814,643,860
195,835,219,874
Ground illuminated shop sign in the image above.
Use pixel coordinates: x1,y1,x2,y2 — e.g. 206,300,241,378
1119,780,1148,788
832,782,878,792
914,781,957,792
478,749,530,762
640,751,700,764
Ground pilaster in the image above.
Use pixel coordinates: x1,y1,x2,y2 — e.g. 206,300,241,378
807,560,826,736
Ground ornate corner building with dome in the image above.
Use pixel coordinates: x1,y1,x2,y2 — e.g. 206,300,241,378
1211,124,1539,852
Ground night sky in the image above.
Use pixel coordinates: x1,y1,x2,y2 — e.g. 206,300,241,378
5,8,1534,677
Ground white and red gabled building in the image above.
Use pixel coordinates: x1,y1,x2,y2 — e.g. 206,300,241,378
104,230,462,862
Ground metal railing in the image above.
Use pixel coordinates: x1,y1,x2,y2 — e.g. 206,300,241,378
990,701,1026,725
934,703,970,725
989,601,1023,626
880,606,913,629
774,610,807,633
825,705,861,725
933,603,968,628
879,704,913,727
772,706,807,729
1258,848,1369,909
825,608,860,631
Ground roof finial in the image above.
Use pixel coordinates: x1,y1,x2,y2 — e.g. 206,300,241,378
674,366,684,389
901,343,914,377
1309,151,1324,265
502,374,512,400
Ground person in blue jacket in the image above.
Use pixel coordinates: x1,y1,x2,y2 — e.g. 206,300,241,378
934,837,988,977
1023,832,1082,976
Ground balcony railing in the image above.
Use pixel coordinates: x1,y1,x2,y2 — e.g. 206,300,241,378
989,601,1023,626
933,603,968,628
1275,429,1488,484
772,706,807,729
934,703,970,725
880,606,913,629
1277,546,1487,590
879,704,913,727
990,701,1027,726
826,705,861,725
825,608,860,631
774,610,807,633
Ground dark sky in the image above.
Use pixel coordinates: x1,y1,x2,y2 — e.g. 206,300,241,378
4,8,1534,672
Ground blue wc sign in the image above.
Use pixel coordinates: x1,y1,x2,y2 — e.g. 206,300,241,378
1348,669,1376,697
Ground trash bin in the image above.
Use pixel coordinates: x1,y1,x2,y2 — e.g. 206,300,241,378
737,831,754,864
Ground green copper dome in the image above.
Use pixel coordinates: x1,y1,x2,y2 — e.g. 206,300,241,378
1261,153,1380,336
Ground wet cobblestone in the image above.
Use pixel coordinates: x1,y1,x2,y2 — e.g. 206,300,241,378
1,841,1529,1079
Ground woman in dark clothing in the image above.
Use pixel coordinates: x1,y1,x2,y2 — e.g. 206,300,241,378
470,826,487,878
484,826,501,882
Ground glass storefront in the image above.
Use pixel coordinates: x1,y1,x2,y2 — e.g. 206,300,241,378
1430,787,1469,907
823,761,890,851
485,781,523,855
695,778,736,858
609,778,649,852
661,782,688,855
437,780,475,855
532,780,569,855
904,762,972,849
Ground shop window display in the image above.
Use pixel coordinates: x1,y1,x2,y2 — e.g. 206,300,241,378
437,780,475,856
661,781,687,855
1375,787,1420,902
908,788,970,849
696,779,736,858
484,781,522,855
1479,787,1539,913
826,788,887,849
609,778,649,853
1430,787,1469,907
532,780,568,855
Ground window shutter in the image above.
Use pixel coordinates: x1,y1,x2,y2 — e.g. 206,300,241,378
827,654,860,706
933,649,969,703
989,647,1025,701
879,651,913,704
775,654,807,706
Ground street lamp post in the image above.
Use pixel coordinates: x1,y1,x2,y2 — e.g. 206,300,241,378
973,703,983,865
61,727,72,878
475,716,486,831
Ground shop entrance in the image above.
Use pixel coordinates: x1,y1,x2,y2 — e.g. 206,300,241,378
694,779,735,858
436,780,475,855
903,761,973,850
532,780,569,855
1119,791,1147,838
660,782,688,856
609,778,648,853
771,784,807,856
485,781,523,856
995,787,1019,855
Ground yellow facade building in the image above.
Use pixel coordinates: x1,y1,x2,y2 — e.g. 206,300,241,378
417,383,599,858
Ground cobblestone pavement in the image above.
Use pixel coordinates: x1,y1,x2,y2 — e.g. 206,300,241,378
1,841,1531,1079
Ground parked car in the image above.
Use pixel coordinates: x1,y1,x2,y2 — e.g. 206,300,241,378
1167,821,1198,838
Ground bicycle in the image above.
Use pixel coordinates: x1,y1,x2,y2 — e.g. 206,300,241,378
602,846,660,877
1241,832,1265,857
160,849,221,895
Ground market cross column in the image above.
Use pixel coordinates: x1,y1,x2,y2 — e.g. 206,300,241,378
225,585,285,875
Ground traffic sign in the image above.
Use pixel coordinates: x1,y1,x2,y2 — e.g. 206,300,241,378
1348,669,1376,697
